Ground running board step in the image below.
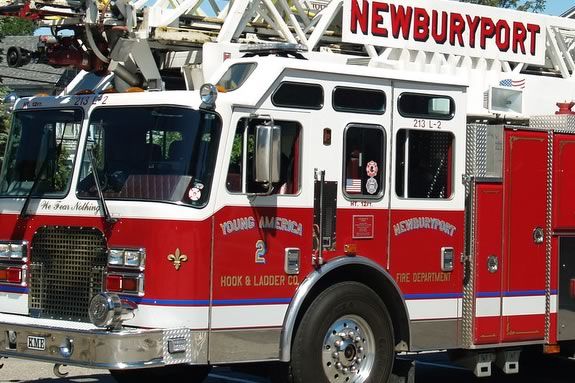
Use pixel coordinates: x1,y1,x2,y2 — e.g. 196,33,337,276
495,349,520,375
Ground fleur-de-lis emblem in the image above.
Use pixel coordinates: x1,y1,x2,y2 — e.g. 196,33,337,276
168,248,188,270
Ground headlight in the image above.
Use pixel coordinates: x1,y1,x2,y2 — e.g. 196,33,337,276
108,249,125,266
108,248,145,269
0,241,27,260
0,244,10,258
9,244,25,259
124,250,142,267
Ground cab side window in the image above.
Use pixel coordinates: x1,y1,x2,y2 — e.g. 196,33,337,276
226,118,301,195
343,125,385,199
395,129,454,199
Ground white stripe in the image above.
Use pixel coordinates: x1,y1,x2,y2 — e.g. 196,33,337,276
475,297,501,317
476,295,557,318
211,305,288,329
129,305,209,329
0,292,28,315
406,298,460,320
502,296,546,316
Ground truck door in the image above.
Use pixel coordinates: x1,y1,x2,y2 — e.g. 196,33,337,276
210,109,313,363
500,129,548,342
389,82,466,349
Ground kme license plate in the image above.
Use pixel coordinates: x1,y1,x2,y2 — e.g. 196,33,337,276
27,336,45,351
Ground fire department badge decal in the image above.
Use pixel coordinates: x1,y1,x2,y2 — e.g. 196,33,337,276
366,161,378,177
189,187,201,201
366,178,378,195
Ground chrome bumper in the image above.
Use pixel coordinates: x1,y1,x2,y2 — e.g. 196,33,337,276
0,315,207,369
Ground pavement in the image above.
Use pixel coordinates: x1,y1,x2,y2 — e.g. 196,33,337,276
2,351,575,383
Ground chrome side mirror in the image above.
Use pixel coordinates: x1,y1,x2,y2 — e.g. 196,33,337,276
254,124,281,187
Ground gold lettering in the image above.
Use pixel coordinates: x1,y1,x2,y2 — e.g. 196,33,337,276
396,273,411,283
409,272,451,283
288,276,299,286
220,275,244,287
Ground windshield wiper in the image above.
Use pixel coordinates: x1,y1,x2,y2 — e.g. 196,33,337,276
88,148,117,224
20,129,65,219
19,153,52,219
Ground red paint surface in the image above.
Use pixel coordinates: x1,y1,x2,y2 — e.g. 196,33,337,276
502,129,547,342
553,135,575,230
0,214,212,303
473,183,503,344
389,210,464,297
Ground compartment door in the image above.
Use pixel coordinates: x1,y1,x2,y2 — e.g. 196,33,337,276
501,129,548,342
473,183,504,345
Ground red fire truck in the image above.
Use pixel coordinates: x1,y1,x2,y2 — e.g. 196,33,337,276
0,0,575,382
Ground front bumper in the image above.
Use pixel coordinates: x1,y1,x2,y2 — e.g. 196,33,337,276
0,314,207,369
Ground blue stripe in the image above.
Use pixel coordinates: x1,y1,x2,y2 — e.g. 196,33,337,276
404,293,462,300
213,298,292,305
0,285,28,294
120,296,292,306
121,296,210,306
478,290,558,298
476,291,501,298
503,290,551,297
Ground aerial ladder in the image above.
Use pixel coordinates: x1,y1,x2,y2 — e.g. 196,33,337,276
0,0,575,117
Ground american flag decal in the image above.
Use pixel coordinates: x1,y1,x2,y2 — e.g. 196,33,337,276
499,79,525,89
346,178,362,193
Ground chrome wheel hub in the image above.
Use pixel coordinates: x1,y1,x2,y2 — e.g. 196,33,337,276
322,315,375,383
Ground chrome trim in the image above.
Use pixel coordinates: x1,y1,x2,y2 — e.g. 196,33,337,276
544,130,553,343
210,328,281,363
466,339,546,350
279,256,409,361
465,124,503,179
462,123,487,348
284,248,300,275
163,328,208,365
440,247,454,272
531,114,575,132
0,315,206,368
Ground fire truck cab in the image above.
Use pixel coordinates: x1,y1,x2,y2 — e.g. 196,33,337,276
0,53,468,382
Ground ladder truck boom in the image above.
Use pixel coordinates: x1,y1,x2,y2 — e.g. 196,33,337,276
0,0,574,117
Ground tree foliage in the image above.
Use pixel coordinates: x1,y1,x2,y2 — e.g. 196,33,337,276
0,86,12,168
460,0,546,13
0,16,35,38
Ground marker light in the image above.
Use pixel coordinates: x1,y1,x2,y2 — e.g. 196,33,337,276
0,267,22,284
105,273,144,295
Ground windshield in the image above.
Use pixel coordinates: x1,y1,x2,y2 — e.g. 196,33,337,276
0,109,82,197
77,106,221,207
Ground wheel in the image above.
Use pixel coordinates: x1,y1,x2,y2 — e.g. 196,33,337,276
290,282,394,383
110,364,211,383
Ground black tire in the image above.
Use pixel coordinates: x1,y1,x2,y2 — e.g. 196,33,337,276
290,282,394,383
110,364,211,383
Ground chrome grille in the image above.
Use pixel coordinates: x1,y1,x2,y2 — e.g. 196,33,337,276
29,226,107,322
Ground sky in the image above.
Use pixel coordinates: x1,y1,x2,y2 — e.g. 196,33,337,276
545,1,575,16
